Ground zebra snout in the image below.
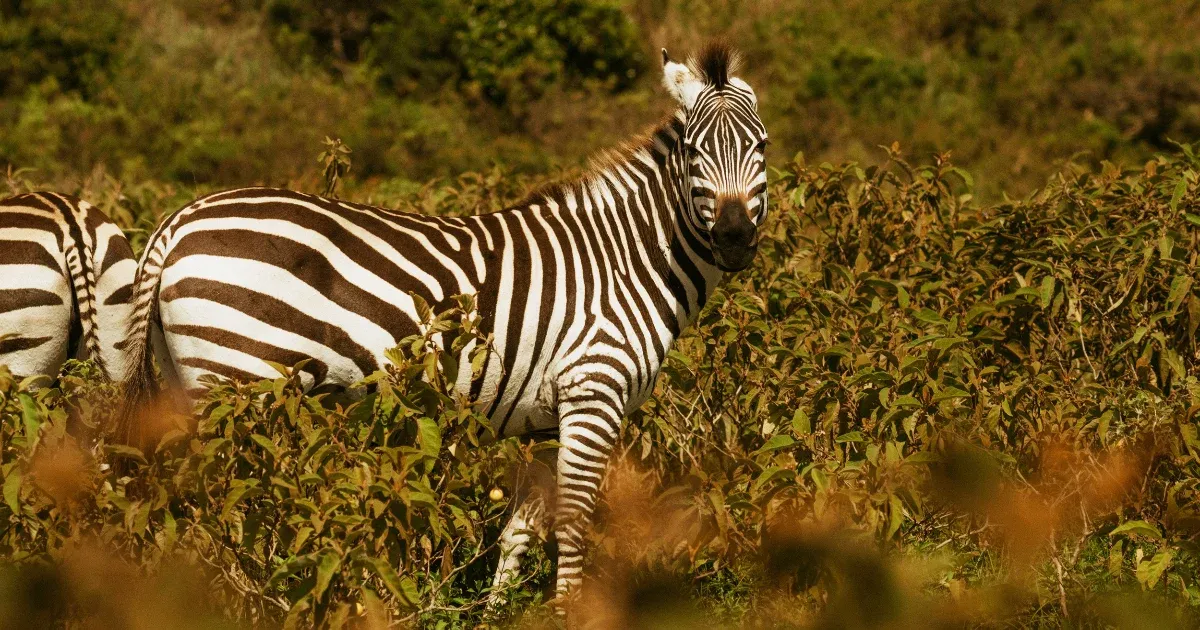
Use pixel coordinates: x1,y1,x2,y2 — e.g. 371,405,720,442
711,198,758,272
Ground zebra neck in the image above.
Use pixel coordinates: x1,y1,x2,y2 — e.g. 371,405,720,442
525,113,720,335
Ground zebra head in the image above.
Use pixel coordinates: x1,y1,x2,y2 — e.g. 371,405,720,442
663,43,768,272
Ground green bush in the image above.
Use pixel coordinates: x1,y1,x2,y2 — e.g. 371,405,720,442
804,45,927,120
265,0,645,113
0,0,127,98
450,0,644,112
8,0,1200,199
628,143,1200,626
0,296,521,626
2,146,1198,626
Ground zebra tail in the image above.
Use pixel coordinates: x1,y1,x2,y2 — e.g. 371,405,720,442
71,201,107,376
115,237,165,449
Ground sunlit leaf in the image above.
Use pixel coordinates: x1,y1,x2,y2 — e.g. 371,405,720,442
1110,520,1162,540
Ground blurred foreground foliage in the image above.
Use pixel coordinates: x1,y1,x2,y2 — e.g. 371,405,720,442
1,146,1199,627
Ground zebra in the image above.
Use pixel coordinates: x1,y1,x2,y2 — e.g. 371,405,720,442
0,192,137,381
118,42,768,609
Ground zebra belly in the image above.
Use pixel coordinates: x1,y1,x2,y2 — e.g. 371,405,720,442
494,362,560,438
0,264,72,377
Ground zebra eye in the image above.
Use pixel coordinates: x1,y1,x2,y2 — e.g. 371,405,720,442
755,139,769,153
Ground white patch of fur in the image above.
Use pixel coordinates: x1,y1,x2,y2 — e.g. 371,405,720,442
663,60,704,110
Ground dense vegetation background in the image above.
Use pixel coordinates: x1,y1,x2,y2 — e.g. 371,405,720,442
1,0,1199,628
4,0,1200,198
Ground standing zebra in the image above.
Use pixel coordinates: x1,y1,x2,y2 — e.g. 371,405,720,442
0,192,137,380
119,43,768,607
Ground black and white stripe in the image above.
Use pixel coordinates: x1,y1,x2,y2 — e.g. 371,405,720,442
120,43,768,607
0,192,136,380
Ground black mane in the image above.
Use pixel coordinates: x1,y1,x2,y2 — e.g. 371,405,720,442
692,41,740,89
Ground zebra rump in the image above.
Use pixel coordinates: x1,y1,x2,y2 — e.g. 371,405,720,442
0,192,137,380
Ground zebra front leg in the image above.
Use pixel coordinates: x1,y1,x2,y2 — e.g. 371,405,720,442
551,396,621,608
490,443,556,604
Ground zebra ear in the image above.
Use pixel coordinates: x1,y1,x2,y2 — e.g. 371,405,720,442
662,51,702,110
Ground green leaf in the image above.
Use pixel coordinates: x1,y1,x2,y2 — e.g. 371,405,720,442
103,444,147,465
1110,520,1162,540
912,309,947,326
835,431,864,443
208,403,235,423
1169,178,1187,211
1159,234,1175,260
363,556,419,610
753,466,790,493
933,386,971,402
3,469,22,513
732,294,764,315
886,493,904,538
251,434,281,459
1166,275,1193,313
1108,540,1125,577
156,429,190,453
222,480,262,520
791,408,811,435
411,293,432,323
1038,276,1055,308
18,394,42,445
313,551,343,601
950,166,974,189
417,417,442,458
268,554,319,588
809,467,829,493
128,500,151,535
789,182,808,208
756,434,795,454
264,360,292,378
905,451,942,464
1136,549,1174,589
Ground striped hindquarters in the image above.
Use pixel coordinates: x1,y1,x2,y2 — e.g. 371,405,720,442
0,193,136,379
121,187,481,402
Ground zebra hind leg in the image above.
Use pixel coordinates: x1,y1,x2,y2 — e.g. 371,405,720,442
490,491,549,597
488,442,557,610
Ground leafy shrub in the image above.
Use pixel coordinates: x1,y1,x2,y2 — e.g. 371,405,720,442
624,142,1200,625
450,0,644,111
0,0,128,98
805,46,927,120
1,146,1199,626
266,0,645,113
0,296,525,626
8,0,1200,199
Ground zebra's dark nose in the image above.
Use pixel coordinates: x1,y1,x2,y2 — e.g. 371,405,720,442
711,197,758,271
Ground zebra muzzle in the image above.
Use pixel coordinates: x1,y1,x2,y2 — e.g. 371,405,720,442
711,197,758,272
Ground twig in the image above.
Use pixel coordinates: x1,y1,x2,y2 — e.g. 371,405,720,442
1052,555,1069,620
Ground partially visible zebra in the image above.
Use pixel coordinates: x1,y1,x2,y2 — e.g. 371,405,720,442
119,43,768,608
0,192,137,380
